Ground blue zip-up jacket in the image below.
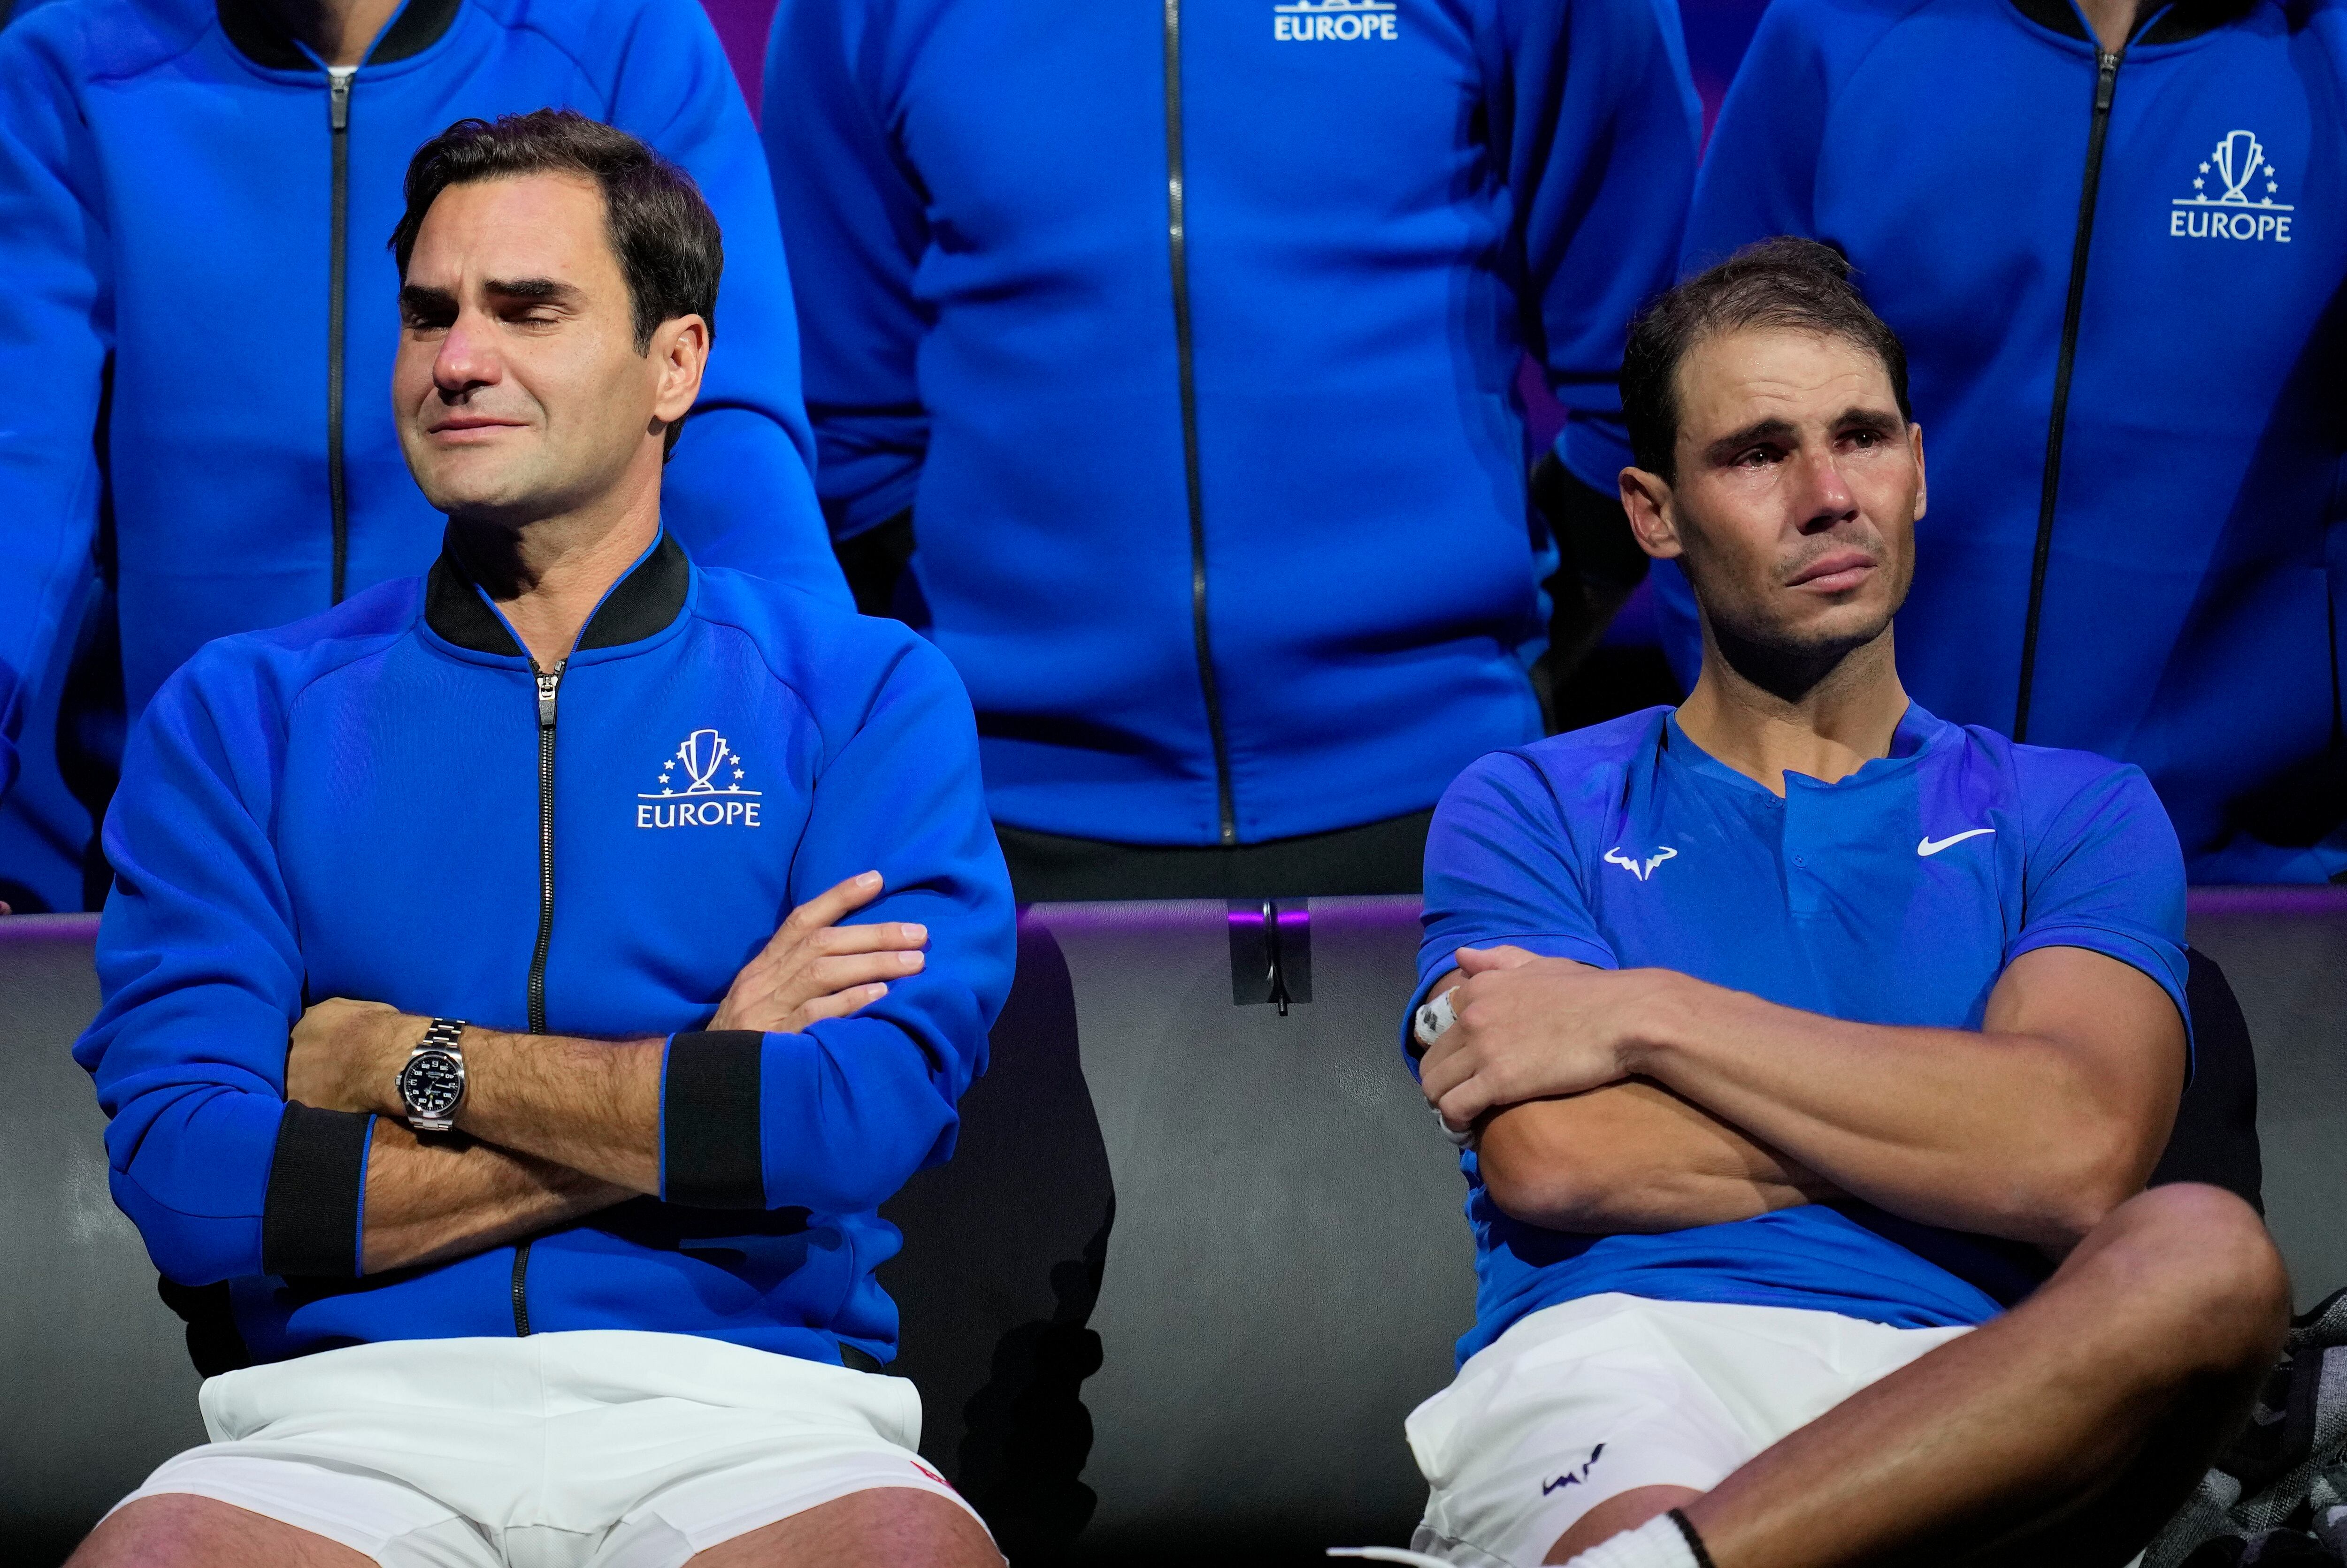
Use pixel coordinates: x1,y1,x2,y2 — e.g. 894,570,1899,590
1667,0,2347,882
761,0,1701,846
0,0,852,903
75,531,1013,1366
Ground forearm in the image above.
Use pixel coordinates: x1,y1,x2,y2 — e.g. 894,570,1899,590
1479,1077,1837,1233
1628,974,2162,1247
452,1027,664,1195
361,1119,630,1275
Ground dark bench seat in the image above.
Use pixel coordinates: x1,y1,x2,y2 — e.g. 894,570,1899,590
4,890,2340,1564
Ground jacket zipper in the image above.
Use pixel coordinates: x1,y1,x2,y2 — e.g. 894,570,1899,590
512,657,566,1336
2015,47,2121,743
1160,0,1238,844
327,66,354,606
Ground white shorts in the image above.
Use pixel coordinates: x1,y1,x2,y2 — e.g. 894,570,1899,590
110,1330,985,1568
1404,1293,1972,1568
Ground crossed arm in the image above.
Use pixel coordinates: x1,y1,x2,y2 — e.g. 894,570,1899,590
286,873,928,1274
1419,942,2186,1252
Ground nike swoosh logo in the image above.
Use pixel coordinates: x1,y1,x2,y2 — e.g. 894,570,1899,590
1917,828,1995,856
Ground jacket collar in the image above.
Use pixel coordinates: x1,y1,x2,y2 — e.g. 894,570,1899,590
216,0,462,72
2007,0,2258,46
425,528,692,659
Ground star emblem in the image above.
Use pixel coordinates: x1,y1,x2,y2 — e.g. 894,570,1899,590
2194,177,2205,190
2199,161,2210,173
732,768,745,780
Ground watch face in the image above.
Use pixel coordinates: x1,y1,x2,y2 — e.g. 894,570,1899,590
399,1049,464,1118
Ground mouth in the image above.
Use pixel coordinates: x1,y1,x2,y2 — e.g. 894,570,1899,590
1784,550,1878,595
425,416,529,441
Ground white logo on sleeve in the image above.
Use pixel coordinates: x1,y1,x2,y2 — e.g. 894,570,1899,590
1603,845,1678,881
1273,0,1397,41
2171,130,2294,243
1917,827,1994,857
637,728,762,828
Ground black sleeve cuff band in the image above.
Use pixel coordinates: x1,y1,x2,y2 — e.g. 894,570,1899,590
664,1031,767,1209
261,1103,371,1278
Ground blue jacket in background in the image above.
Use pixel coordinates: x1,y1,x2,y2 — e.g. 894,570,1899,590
762,0,1701,846
0,0,851,908
76,531,1014,1366
1672,0,2347,882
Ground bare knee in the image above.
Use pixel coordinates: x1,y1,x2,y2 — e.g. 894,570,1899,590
70,1494,369,1568
2087,1184,2290,1373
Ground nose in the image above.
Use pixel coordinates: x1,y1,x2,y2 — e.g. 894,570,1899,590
432,308,499,399
1791,444,1858,533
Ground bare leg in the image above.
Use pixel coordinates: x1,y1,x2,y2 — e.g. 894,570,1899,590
1545,1486,1703,1563
686,1486,1003,1568
1672,1184,2286,1568
68,1495,371,1568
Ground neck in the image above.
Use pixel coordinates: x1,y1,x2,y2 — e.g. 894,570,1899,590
1674,623,1911,795
263,0,403,67
2075,0,2141,52
448,468,663,672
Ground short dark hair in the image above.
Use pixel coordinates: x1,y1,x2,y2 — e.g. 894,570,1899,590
390,109,721,355
1622,237,1911,481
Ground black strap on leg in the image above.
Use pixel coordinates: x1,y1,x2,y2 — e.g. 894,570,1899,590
1667,1510,1719,1568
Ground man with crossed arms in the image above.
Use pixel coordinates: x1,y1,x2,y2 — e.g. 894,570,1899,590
1402,237,2287,1568
72,111,1009,1568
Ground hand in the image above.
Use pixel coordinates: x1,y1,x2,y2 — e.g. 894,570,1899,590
710,871,928,1033
288,997,420,1114
1419,947,1669,1133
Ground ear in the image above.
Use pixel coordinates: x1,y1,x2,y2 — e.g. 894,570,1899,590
1619,467,1683,560
1909,420,1927,522
647,314,710,433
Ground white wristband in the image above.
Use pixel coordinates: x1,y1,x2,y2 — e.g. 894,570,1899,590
1412,989,1457,1055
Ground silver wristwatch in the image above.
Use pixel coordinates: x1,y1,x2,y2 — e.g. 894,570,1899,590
397,1017,468,1132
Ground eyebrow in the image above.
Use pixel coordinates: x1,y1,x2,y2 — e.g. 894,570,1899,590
1701,406,1904,465
1834,406,1906,437
399,278,582,315
482,277,581,306
1702,417,1798,466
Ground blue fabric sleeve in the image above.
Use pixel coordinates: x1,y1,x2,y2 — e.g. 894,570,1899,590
760,0,933,539
1678,0,1835,277
1498,0,1702,490
599,0,850,605
660,632,1014,1211
0,15,113,801
72,651,342,1285
2007,757,2194,1068
1410,750,1619,1067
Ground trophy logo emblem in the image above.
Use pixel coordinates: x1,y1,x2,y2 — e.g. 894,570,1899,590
1272,0,1398,41
678,728,729,794
637,727,762,828
2212,130,2264,204
2171,129,2293,243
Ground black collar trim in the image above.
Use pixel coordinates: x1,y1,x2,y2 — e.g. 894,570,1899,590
2007,0,2256,45
217,0,462,73
424,529,691,659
